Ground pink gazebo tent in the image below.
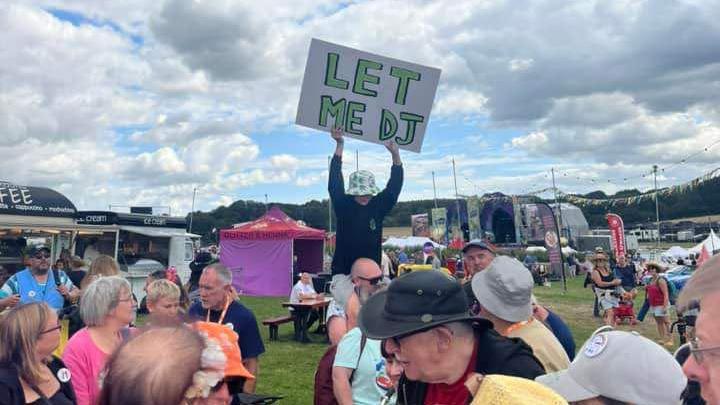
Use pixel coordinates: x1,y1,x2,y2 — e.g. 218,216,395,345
219,207,325,297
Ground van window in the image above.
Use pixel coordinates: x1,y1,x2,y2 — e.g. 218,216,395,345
185,241,194,262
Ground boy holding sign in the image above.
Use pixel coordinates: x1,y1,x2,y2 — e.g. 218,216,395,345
326,126,403,344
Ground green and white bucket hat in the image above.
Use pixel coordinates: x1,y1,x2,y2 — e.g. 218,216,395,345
346,170,380,196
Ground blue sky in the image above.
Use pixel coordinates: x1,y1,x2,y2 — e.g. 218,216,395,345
2,0,719,215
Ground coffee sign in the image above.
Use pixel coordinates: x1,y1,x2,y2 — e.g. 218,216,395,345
0,182,76,218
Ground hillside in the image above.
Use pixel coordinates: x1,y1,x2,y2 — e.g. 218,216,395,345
189,176,720,242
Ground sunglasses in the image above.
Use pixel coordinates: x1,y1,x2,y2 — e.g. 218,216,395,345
34,253,51,259
357,275,383,286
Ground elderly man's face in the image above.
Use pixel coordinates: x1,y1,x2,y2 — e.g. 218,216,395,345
618,256,627,266
463,247,494,276
300,273,311,284
199,269,229,310
684,292,720,404
384,329,442,382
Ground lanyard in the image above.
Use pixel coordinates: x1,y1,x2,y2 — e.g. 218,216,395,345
505,317,533,336
206,295,231,324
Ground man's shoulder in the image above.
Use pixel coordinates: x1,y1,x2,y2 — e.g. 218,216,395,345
228,300,257,321
474,322,542,369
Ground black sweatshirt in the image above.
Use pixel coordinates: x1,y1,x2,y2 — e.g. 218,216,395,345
328,155,403,275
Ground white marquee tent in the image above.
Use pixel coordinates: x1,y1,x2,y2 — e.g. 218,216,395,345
383,236,445,250
690,229,720,254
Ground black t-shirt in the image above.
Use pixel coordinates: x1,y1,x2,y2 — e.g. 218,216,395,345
189,300,265,359
328,155,403,275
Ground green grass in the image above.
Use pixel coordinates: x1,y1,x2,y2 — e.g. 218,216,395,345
240,277,674,403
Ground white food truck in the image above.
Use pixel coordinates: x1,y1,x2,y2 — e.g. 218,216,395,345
0,182,199,301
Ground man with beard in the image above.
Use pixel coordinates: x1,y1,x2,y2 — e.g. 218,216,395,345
332,258,393,405
0,245,79,311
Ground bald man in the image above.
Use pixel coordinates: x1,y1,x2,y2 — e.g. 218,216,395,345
327,258,385,345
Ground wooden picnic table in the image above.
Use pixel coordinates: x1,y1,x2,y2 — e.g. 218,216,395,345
281,296,332,343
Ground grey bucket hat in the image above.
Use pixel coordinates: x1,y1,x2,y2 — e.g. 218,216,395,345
471,256,534,323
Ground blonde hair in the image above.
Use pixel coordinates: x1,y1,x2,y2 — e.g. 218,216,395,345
146,279,181,305
679,255,720,309
82,255,120,289
0,302,53,385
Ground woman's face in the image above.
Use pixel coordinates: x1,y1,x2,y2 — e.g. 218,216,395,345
147,297,180,319
36,310,61,359
111,288,137,326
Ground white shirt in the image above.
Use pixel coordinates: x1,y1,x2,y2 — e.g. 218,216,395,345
290,280,316,304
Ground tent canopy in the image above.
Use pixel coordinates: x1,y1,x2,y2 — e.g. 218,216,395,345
383,236,445,250
220,206,325,240
219,207,325,297
663,246,690,258
690,229,720,254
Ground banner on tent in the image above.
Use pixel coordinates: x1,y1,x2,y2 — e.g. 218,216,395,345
431,208,447,244
606,213,627,258
411,213,430,237
295,38,441,153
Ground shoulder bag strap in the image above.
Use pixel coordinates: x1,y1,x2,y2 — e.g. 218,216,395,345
349,334,368,385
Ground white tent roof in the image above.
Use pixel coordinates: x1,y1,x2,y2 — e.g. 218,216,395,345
663,246,690,258
690,229,720,254
383,236,445,250
525,246,576,255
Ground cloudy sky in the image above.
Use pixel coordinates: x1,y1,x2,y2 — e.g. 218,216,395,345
3,0,720,216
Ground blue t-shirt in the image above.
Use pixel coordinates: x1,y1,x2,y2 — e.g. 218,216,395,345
614,264,637,290
545,309,576,361
189,300,265,359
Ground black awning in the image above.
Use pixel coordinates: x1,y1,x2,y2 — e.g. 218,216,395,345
76,211,187,229
0,181,77,218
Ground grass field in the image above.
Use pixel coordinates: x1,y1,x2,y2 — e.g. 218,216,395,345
241,276,675,403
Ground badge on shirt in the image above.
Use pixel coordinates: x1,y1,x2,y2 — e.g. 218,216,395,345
28,290,36,298
369,218,377,231
56,368,71,383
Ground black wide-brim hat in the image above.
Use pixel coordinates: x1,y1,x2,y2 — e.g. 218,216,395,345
358,270,475,340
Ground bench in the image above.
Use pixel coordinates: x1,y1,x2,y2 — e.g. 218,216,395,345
262,315,293,341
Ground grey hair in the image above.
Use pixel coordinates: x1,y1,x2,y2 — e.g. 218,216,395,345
203,263,232,286
80,276,131,326
443,321,475,339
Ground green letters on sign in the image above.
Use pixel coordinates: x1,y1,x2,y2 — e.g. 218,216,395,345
379,109,398,141
396,112,424,145
324,53,349,90
318,95,346,128
345,102,366,135
390,67,421,105
353,59,383,97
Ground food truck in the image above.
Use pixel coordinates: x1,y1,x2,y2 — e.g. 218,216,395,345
0,181,199,300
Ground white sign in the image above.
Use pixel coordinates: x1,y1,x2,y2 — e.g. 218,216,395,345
295,39,441,153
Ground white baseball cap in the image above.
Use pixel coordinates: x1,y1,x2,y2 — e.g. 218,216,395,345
536,330,686,405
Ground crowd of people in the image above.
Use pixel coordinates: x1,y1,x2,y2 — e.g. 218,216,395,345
0,127,717,405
